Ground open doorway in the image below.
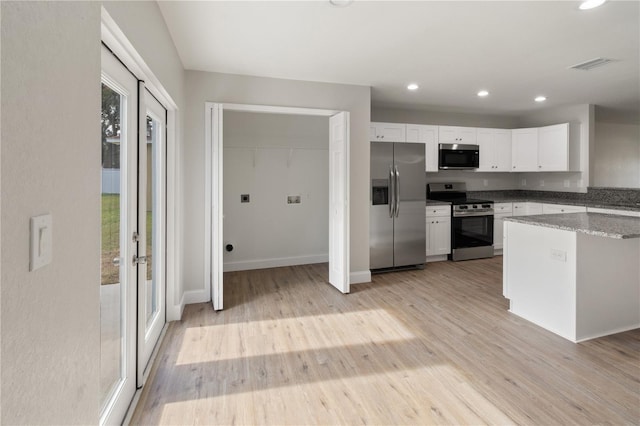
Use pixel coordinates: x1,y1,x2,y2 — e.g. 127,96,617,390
205,103,350,310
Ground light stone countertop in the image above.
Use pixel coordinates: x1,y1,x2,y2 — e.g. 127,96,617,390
504,212,640,239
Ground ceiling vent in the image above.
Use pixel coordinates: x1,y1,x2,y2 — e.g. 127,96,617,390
569,57,614,71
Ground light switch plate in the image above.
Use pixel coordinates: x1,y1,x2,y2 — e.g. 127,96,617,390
30,214,52,271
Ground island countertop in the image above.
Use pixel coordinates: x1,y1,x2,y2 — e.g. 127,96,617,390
504,212,640,239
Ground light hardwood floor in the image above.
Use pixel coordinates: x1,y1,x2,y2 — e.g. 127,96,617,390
131,257,640,425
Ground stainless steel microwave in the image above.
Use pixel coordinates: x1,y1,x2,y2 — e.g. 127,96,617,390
438,143,479,170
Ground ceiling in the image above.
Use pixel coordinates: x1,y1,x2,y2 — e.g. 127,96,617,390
158,1,640,117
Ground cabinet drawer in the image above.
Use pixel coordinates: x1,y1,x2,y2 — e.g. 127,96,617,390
494,202,512,214
542,203,587,214
587,207,640,217
426,205,451,217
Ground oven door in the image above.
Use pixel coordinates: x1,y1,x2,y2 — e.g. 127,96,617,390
452,214,494,248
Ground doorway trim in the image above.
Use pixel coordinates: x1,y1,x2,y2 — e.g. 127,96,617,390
204,102,351,310
102,7,181,322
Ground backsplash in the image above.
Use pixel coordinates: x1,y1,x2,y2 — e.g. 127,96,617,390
467,187,640,207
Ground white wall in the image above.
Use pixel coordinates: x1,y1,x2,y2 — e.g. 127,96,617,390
1,2,101,423
517,104,593,192
223,111,329,271
183,71,371,296
593,122,640,188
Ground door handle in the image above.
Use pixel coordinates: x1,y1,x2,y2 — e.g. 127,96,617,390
133,255,147,265
388,166,394,218
394,165,400,217
113,257,120,266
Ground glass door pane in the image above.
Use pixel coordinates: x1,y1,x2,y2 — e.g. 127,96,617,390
145,114,159,327
100,82,123,406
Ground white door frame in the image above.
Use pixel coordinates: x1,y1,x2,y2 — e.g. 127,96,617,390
102,7,181,322
204,102,351,310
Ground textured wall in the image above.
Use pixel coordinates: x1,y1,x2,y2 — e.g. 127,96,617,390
1,2,101,424
593,122,640,188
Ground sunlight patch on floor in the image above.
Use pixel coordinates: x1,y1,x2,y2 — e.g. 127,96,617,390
175,308,416,365
157,364,512,425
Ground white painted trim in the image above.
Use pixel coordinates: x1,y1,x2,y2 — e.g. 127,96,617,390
102,7,183,323
183,289,210,305
224,255,328,272
349,270,371,285
426,255,449,262
575,323,640,343
222,103,339,116
205,102,352,310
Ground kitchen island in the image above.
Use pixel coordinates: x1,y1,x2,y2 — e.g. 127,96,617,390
503,212,640,342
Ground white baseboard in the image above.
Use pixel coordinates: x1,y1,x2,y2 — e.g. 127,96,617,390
224,254,328,272
166,292,185,322
183,289,209,305
350,270,371,284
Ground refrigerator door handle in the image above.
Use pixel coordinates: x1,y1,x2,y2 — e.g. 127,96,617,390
388,165,395,218
394,165,400,217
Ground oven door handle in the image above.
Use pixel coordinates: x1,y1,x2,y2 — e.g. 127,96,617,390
453,210,494,217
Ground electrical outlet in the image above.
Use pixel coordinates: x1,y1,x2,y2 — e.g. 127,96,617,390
241,194,250,203
483,179,488,187
287,195,301,204
521,178,527,186
540,180,545,187
564,179,570,188
550,249,567,262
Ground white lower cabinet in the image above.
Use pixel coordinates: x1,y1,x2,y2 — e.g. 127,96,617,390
542,203,587,214
493,203,513,252
426,205,451,260
512,202,542,216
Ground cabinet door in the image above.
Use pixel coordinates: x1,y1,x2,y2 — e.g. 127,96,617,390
425,219,432,256
512,202,527,216
512,128,539,171
493,129,512,171
438,126,458,143
407,124,439,172
494,214,511,250
371,122,405,142
458,127,477,144
431,216,451,255
476,128,494,171
538,123,569,171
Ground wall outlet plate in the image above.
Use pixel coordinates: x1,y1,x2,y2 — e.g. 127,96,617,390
564,179,570,188
287,195,301,204
241,194,250,203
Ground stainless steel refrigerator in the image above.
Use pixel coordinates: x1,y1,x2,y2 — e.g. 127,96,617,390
370,142,426,270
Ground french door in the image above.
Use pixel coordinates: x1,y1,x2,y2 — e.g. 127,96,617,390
100,45,166,425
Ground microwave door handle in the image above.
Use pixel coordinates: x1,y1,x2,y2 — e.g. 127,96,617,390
388,166,394,218
394,165,400,217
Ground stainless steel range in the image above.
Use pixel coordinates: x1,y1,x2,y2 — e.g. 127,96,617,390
427,182,494,261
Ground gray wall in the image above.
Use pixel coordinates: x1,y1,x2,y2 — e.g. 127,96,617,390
1,2,101,423
593,121,640,188
183,71,371,295
1,1,185,423
223,111,329,270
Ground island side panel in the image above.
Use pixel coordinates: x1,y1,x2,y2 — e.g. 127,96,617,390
504,221,578,341
575,233,640,342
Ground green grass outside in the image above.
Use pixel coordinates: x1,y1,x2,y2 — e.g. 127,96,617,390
101,194,153,285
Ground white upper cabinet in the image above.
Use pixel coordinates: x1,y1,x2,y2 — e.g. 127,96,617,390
406,124,439,172
438,126,477,144
538,123,570,171
512,128,539,171
476,128,512,172
370,122,406,142
512,123,570,172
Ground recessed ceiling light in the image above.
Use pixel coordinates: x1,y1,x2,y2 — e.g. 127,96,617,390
535,96,547,102
407,83,419,91
477,90,489,97
579,0,606,10
329,0,354,7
